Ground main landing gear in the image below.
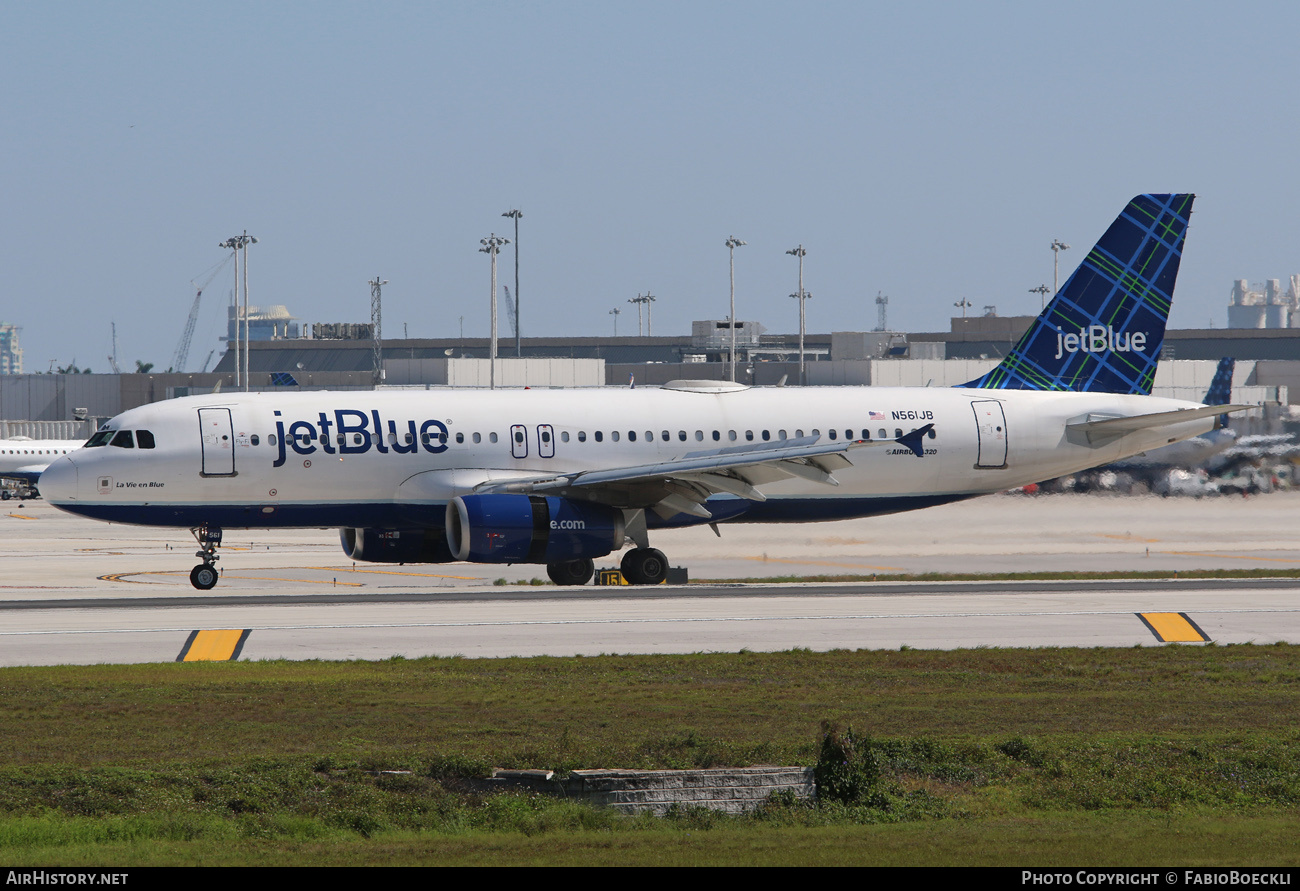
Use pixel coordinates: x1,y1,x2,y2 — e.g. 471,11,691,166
546,557,595,586
189,525,223,590
620,547,668,585
543,549,668,586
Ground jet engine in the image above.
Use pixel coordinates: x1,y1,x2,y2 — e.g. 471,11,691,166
445,494,625,564
339,526,456,564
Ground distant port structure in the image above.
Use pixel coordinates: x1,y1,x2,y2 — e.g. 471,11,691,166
4,277,1300,429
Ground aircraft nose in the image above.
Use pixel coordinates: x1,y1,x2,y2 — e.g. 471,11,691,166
39,454,79,505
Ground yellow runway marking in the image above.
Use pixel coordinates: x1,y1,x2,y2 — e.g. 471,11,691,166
99,570,364,587
6,514,38,520
1157,550,1300,564
312,565,482,580
177,629,250,662
741,556,905,572
1138,612,1210,643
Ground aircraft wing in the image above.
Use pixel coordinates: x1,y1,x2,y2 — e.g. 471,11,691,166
1067,404,1254,445
473,425,934,520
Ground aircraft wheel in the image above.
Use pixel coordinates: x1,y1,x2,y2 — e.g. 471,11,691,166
0,491,9,501
620,547,668,585
190,564,219,591
547,557,595,586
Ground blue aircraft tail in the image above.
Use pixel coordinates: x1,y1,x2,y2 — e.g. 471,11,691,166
960,193,1194,395
1205,357,1235,428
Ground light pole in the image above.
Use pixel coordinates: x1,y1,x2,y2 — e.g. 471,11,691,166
628,292,657,336
480,233,509,389
220,232,256,390
954,298,972,318
370,276,388,387
786,245,807,385
1051,239,1070,295
628,295,644,337
1029,284,1050,309
502,209,522,356
609,306,621,335
218,237,240,387
725,236,745,382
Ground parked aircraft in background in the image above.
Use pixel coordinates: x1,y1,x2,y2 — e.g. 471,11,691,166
1106,357,1240,476
0,437,84,498
41,193,1246,589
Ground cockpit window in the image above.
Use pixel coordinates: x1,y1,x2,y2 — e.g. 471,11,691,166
85,430,114,448
110,431,135,449
137,430,156,449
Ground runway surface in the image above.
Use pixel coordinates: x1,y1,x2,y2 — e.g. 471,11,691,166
3,492,1299,665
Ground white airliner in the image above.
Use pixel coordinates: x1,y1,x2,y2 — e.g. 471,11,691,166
0,438,83,497
40,194,1244,589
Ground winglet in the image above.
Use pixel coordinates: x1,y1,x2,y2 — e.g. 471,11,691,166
960,194,1194,395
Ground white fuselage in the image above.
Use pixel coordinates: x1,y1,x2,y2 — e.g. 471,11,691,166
39,384,1213,531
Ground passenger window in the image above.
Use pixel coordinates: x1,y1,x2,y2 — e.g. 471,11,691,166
578,431,586,442
695,431,703,441
561,431,569,443
862,430,871,440
456,432,464,444
354,433,364,445
744,430,753,441
928,429,937,439
628,431,637,442
514,430,524,444
489,432,498,443
138,430,157,449
473,432,481,443
110,431,135,449
829,429,837,440
762,430,770,441
878,428,887,439
728,430,737,441
612,431,620,442
795,429,804,438
894,428,903,438
595,431,603,442
645,431,653,442
678,431,686,441
541,430,551,444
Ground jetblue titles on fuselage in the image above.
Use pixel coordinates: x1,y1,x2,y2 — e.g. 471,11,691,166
272,409,448,466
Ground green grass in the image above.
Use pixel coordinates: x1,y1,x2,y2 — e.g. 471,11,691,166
2,645,1299,864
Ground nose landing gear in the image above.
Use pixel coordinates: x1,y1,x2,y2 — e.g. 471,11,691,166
189,525,223,590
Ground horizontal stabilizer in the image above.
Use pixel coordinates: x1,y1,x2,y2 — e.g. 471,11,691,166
1067,404,1253,444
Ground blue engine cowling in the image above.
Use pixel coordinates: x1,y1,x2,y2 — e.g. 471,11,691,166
339,527,456,563
445,494,625,564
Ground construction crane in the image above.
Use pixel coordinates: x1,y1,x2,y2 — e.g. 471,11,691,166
172,255,233,372
503,285,518,338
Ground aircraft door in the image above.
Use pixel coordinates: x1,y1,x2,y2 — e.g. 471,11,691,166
971,400,1008,469
537,424,555,458
510,424,528,459
199,407,237,476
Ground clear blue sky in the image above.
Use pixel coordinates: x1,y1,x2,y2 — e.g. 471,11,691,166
3,2,1297,372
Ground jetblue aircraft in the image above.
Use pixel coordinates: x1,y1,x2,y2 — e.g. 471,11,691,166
41,194,1243,589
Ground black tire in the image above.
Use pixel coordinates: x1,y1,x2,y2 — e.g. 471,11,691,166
620,547,668,585
547,557,595,586
190,564,219,590
0,491,9,501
